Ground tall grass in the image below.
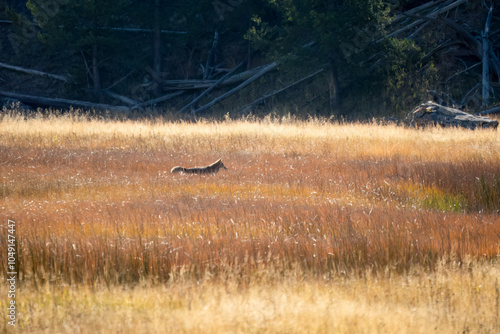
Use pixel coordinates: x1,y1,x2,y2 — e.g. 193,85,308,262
2,261,499,333
0,111,499,287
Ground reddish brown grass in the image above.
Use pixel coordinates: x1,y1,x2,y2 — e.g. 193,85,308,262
0,113,499,286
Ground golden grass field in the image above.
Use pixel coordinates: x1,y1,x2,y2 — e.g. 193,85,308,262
0,111,499,333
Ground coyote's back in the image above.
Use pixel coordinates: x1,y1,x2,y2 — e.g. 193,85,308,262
171,158,227,174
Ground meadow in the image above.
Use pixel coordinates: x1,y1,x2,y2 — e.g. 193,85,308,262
0,111,499,333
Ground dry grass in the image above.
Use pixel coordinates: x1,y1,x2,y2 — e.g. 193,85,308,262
0,111,499,332
2,261,499,333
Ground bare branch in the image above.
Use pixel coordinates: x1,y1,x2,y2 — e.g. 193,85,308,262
107,27,187,35
238,68,324,114
420,40,459,63
177,59,247,114
192,62,279,115
0,62,68,82
387,0,467,39
444,62,481,83
480,106,500,115
132,91,186,109
0,90,130,113
102,90,138,106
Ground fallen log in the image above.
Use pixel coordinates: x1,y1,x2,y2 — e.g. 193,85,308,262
163,63,276,91
0,90,130,113
1,97,34,111
177,59,246,114
480,106,500,116
238,68,324,114
0,62,68,82
162,79,218,90
107,27,186,35
132,90,186,109
102,89,138,106
411,101,498,129
192,62,279,115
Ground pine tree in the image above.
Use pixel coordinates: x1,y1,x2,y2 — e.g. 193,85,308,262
247,0,419,115
27,0,132,95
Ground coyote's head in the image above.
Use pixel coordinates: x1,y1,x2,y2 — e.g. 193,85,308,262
210,158,227,172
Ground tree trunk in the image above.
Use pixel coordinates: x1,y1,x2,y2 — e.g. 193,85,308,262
329,58,340,114
92,1,101,94
482,5,493,107
153,0,162,96
92,43,101,93
204,30,219,79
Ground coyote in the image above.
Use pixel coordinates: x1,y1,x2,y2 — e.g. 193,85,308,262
171,158,227,174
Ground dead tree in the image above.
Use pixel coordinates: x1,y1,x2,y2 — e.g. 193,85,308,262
482,4,493,107
0,62,68,82
0,90,130,113
192,62,278,115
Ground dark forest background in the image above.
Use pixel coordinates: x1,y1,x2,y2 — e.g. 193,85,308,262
0,0,499,119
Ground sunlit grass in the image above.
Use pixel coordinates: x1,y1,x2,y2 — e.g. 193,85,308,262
1,260,499,333
1,111,498,161
0,262,500,333
0,110,499,332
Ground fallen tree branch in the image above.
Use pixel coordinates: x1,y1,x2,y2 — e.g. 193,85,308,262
403,12,500,83
163,63,278,91
420,40,458,63
132,90,186,109
192,62,279,115
107,27,187,34
162,79,218,90
427,89,458,107
408,21,431,39
444,62,481,83
177,59,246,114
0,90,130,113
238,68,324,113
431,16,500,81
0,62,68,82
105,68,137,90
479,106,500,115
387,0,467,39
412,15,482,57
102,89,138,106
461,83,481,106
411,101,498,129
391,0,447,24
